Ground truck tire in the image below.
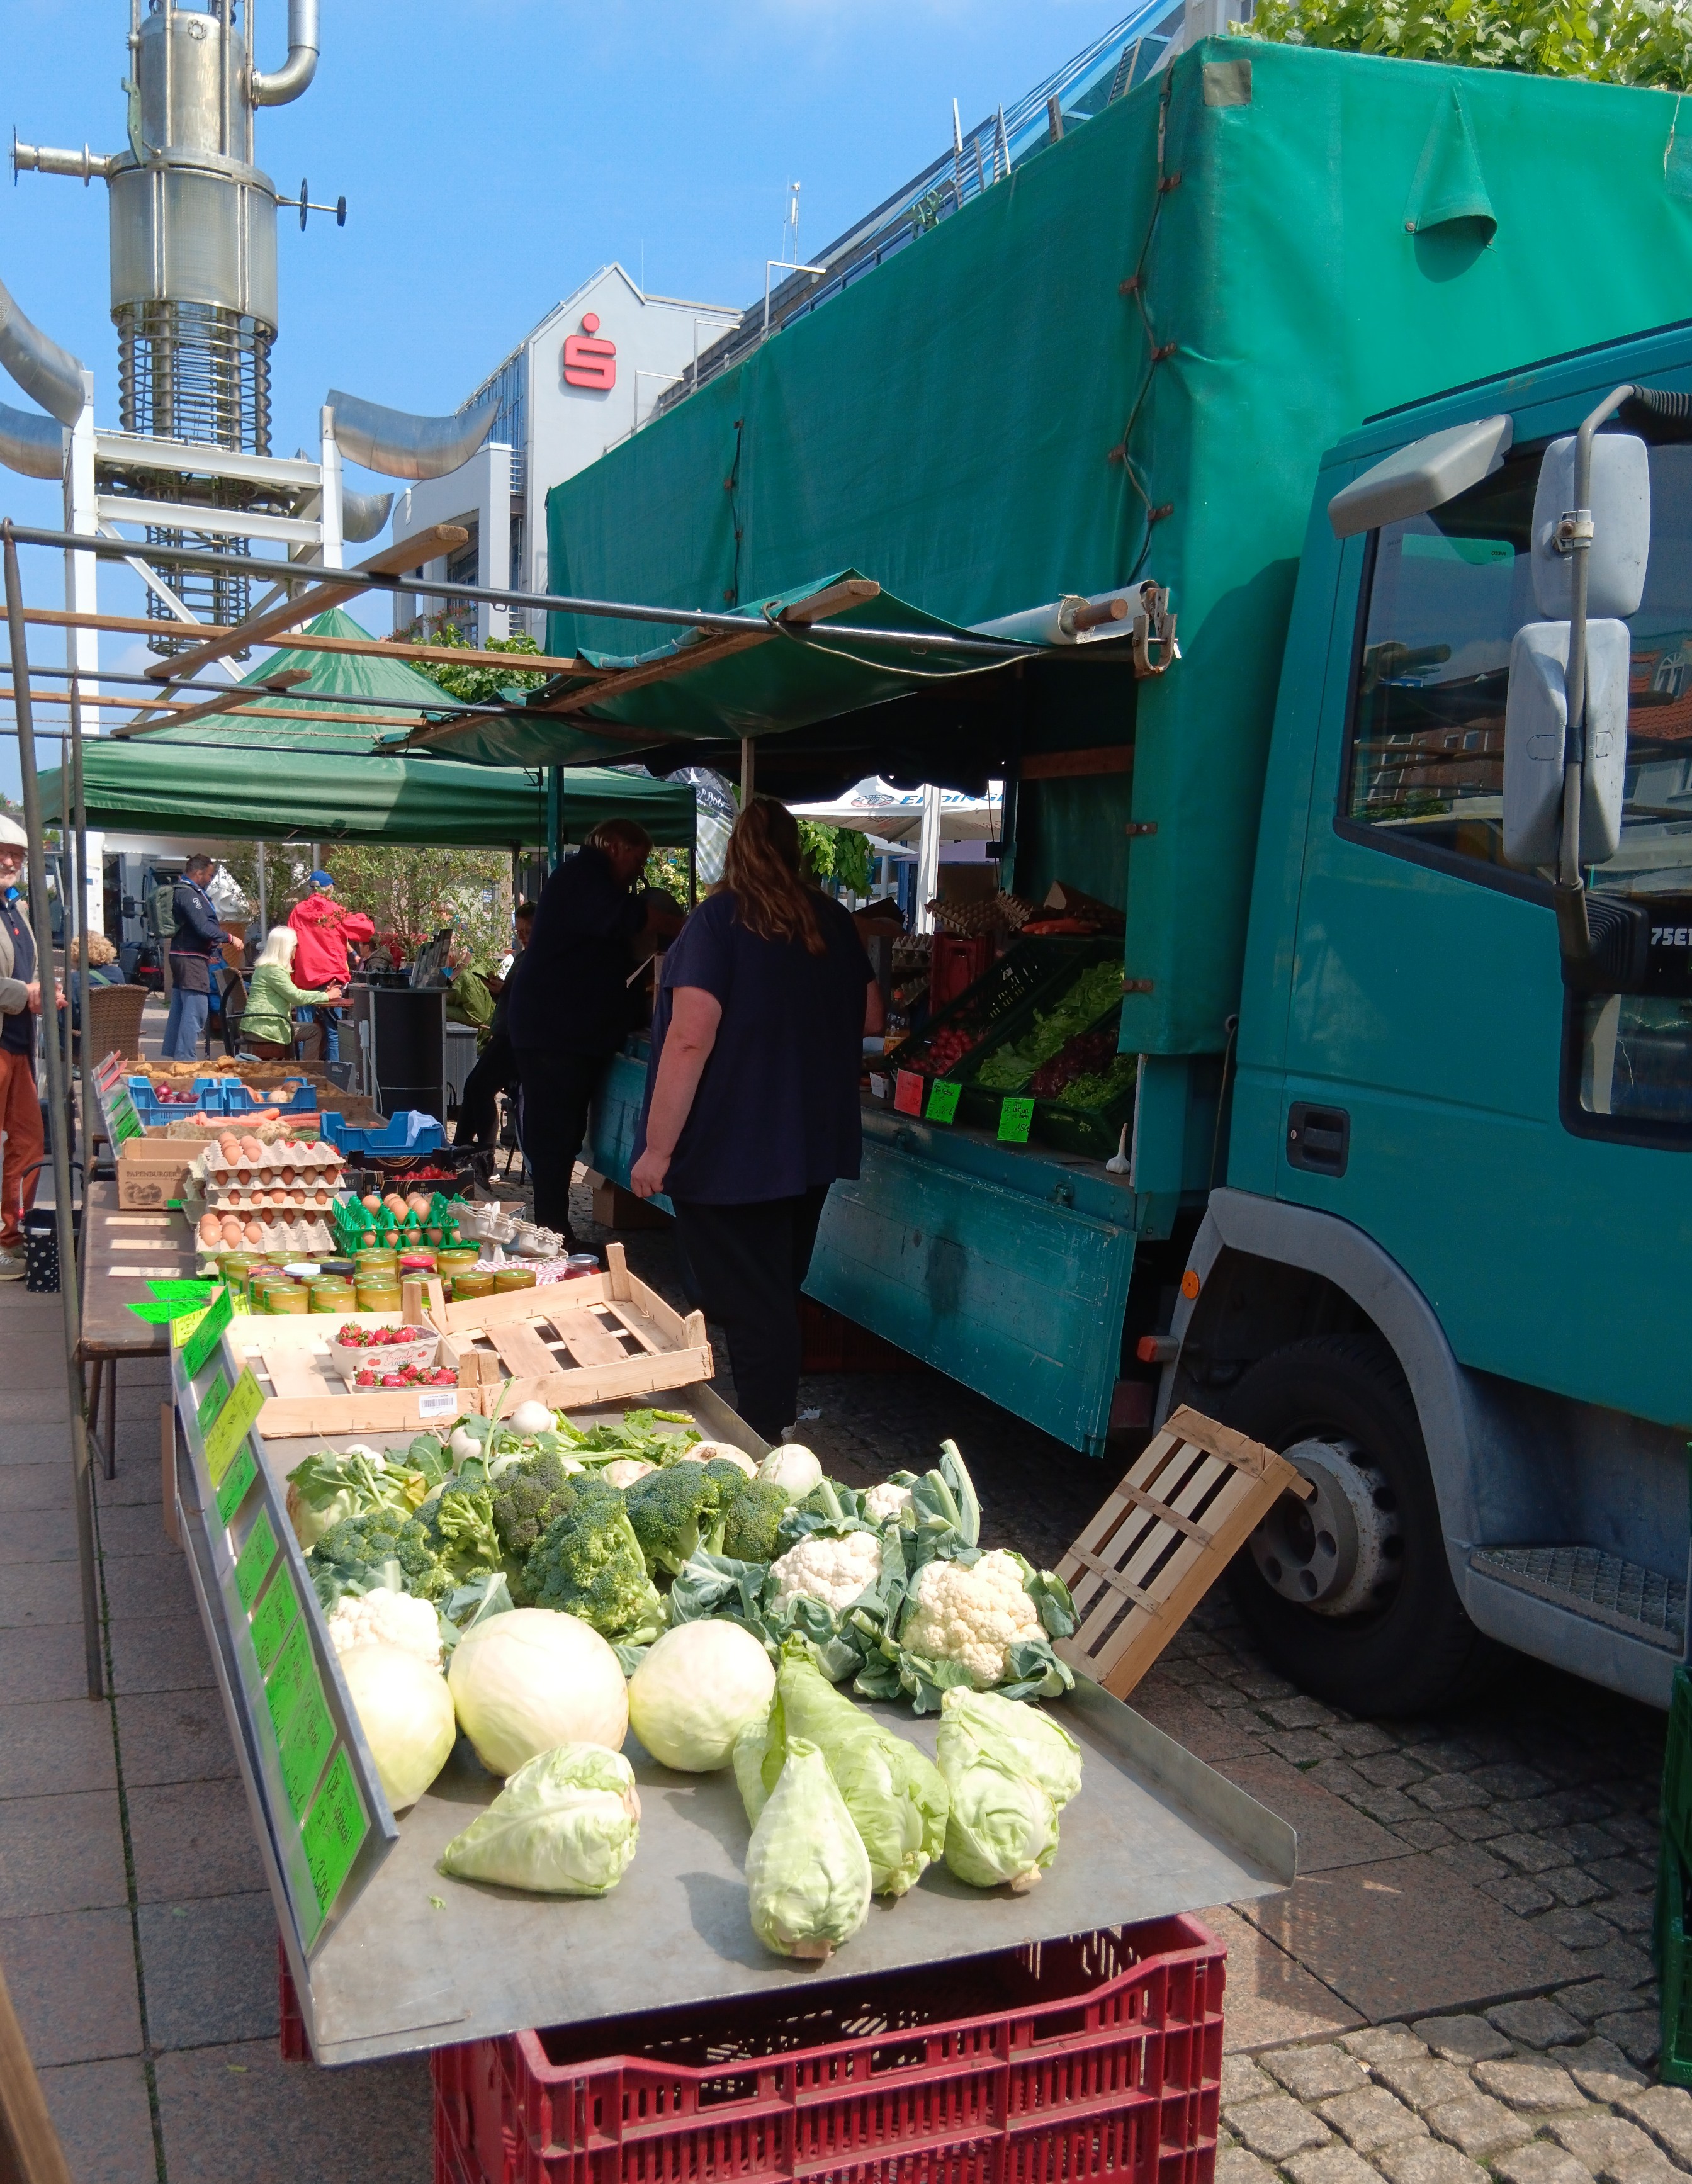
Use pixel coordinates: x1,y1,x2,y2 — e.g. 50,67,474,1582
1221,1332,1492,1716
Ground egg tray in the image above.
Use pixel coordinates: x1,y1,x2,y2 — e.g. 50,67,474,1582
329,1189,469,1254
202,1178,341,1213
200,1140,344,1191
192,1210,337,1258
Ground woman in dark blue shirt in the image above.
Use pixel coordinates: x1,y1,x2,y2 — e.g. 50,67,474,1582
632,797,883,1442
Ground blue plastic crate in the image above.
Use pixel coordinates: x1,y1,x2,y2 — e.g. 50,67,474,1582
216,1077,317,1115
124,1074,222,1122
319,1108,445,1156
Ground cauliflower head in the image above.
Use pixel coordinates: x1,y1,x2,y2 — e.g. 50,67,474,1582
864,1481,915,1525
769,1530,883,1615
327,1586,443,1669
900,1551,1043,1687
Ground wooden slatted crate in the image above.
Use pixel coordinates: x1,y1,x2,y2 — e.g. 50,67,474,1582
239,1244,711,1436
1055,1403,1313,1699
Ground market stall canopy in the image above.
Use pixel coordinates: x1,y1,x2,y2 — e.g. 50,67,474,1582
789,778,1001,847
38,741,696,847
390,572,1108,773
120,607,497,756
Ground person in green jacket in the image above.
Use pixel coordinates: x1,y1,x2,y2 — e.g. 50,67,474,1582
241,926,342,1057
444,942,495,1051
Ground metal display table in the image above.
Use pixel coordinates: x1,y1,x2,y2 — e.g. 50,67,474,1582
171,1312,1297,2070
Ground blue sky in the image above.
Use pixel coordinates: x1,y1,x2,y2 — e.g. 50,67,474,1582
0,0,1106,796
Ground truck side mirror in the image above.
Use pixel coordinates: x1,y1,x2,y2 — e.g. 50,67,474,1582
1530,432,1650,618
1503,619,1630,867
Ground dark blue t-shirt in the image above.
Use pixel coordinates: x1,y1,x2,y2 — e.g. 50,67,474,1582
635,889,872,1204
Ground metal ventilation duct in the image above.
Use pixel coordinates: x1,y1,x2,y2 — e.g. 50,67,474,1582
0,397,65,480
326,387,499,480
342,488,394,543
0,276,86,428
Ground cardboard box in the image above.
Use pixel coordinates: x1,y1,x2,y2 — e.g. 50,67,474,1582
116,1139,200,1209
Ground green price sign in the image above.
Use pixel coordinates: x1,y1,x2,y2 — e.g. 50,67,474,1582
925,1079,961,1125
234,1509,279,1613
181,1285,233,1376
303,1747,370,1916
195,1369,230,1438
264,1614,316,1741
203,1366,263,1489
249,1563,300,1674
214,1446,257,1525
996,1096,1035,1145
280,1677,337,1820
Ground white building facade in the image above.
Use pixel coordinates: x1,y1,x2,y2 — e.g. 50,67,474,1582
390,266,738,645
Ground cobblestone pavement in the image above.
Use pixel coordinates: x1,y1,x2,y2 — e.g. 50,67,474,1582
579,1183,1672,2135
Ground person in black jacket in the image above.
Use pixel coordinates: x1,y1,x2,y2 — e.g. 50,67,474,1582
162,855,227,1061
454,900,535,1147
507,819,664,1242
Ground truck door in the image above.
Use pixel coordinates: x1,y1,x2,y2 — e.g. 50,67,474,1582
1280,434,1692,1431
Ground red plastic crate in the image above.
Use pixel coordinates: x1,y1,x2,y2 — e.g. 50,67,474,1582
928,935,995,1016
431,1915,1224,2184
799,1297,921,1375
278,1937,310,2063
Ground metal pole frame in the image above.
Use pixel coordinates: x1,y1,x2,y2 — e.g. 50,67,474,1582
2,522,103,1701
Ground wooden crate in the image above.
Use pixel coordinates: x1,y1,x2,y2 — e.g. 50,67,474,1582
1054,1403,1313,1699
239,1245,710,1436
433,1243,711,1418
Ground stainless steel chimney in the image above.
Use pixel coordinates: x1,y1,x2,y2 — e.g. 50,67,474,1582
13,0,330,641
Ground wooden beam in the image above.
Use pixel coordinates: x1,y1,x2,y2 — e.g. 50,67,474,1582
1020,743,1135,781
779,577,881,625
140,524,470,685
23,606,591,678
0,1957,76,2184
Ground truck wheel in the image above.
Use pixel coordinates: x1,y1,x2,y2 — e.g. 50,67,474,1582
1221,1333,1490,1715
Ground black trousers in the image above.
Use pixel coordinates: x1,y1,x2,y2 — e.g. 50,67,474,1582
671,1186,831,1444
514,1048,607,1237
456,1028,517,1147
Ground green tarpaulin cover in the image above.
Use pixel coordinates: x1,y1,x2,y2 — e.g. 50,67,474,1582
538,37,1692,1054
402,573,1046,768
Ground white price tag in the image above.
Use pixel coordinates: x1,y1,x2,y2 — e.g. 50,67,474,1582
416,1389,458,1419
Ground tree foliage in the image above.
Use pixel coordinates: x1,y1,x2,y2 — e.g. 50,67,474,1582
221,842,516,970
797,818,876,896
1249,0,1692,84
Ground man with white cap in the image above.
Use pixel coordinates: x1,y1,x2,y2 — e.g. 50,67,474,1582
0,813,47,1280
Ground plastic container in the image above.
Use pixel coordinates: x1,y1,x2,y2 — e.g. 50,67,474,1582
493,1267,537,1292
320,1109,447,1157
431,1917,1224,2184
898,937,1120,1084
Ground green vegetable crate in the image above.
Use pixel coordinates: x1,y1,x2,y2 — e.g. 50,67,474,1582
952,965,1136,1157
1656,1665,1692,2083
330,1190,468,1257
897,937,1120,1083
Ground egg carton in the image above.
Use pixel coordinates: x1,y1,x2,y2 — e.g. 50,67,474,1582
196,1212,336,1256
200,1138,344,1190
457,1201,520,1244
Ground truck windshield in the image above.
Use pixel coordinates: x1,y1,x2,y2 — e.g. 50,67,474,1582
1347,439,1692,1142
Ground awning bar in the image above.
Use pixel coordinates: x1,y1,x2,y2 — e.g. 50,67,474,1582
1,521,1041,656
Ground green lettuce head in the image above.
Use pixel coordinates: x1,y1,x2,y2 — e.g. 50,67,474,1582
745,1737,871,1961
437,1742,640,1896
739,1645,947,1898
934,1687,1082,1893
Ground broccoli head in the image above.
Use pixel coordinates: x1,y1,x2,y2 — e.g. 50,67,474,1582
307,1507,409,1606
720,1477,789,1565
623,1458,747,1579
395,1485,503,1603
519,1478,665,1642
490,1451,578,1564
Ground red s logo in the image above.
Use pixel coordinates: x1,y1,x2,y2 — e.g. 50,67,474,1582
563,312,617,391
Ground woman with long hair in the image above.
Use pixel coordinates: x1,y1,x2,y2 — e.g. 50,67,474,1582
240,925,342,1059
631,796,884,1443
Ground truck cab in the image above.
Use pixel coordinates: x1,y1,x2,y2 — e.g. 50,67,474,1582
1163,322,1692,1715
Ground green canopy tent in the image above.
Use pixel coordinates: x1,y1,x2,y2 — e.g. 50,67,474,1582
40,610,697,845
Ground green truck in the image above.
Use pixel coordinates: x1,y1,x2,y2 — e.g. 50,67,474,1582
517,36,1692,1714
